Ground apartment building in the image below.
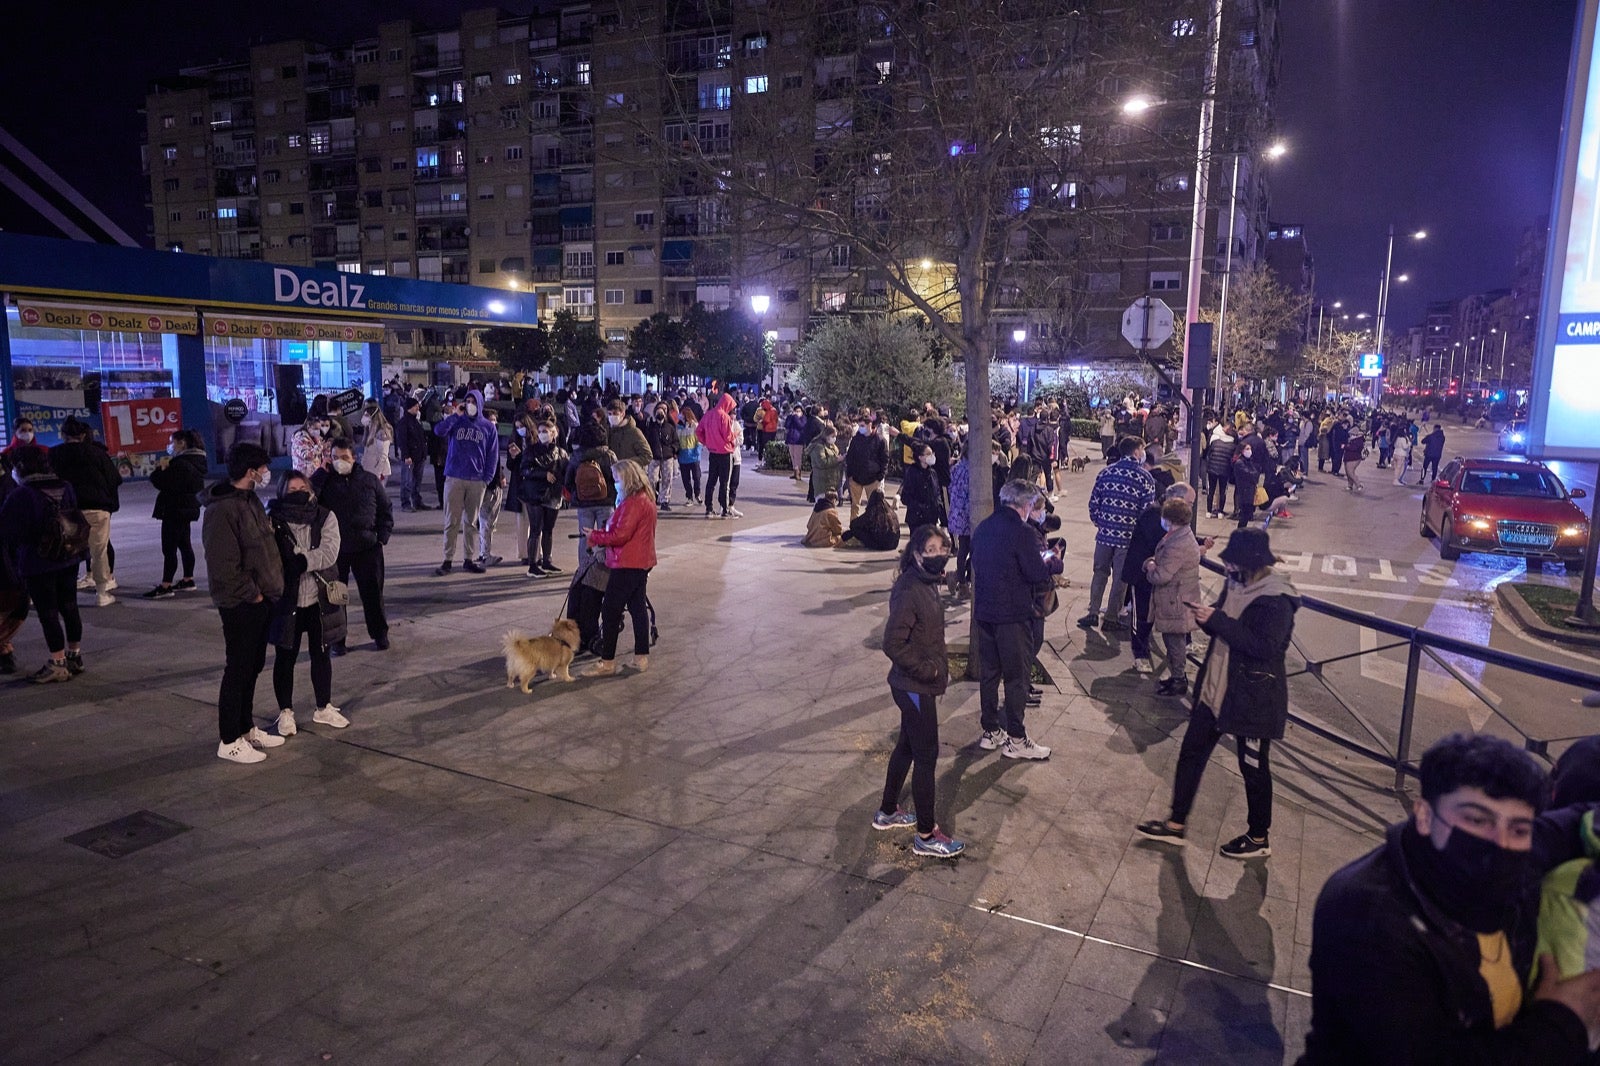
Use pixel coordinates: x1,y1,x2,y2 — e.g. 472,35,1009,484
146,1,1280,370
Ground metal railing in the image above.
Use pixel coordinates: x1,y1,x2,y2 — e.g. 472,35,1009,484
1198,557,1600,789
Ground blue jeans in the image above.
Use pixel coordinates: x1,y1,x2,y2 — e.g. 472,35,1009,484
402,461,427,508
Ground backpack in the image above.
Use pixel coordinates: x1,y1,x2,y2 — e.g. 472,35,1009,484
575,457,608,504
36,486,90,564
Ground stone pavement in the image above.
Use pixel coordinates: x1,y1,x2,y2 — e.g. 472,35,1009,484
0,463,1409,1064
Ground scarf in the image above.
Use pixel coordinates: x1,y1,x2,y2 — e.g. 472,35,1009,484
1197,569,1299,714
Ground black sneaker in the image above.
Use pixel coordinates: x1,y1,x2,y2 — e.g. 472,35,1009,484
1219,833,1271,860
1076,613,1098,630
540,560,563,575
0,650,15,674
1156,678,1186,696
173,578,198,592
1100,619,1128,634
527,565,544,578
373,636,390,651
1134,820,1186,845
463,559,486,574
329,643,347,658
142,585,176,600
434,560,453,577
64,651,85,676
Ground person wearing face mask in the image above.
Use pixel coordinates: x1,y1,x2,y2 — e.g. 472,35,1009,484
1078,437,1156,634
843,407,889,523
874,525,965,858
1143,496,1203,695
474,408,510,568
645,405,679,511
695,392,738,519
1230,441,1262,529
1300,733,1600,1064
516,419,568,576
310,439,393,653
394,397,432,512
200,443,288,764
266,472,349,737
0,446,89,682
0,418,48,470
431,389,497,576
1136,527,1297,858
142,430,209,599
604,399,653,473
290,416,331,475
583,460,658,676
49,418,123,608
804,422,843,506
675,413,702,505
358,405,394,485
900,443,944,531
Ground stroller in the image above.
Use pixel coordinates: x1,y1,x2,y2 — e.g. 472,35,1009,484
561,555,658,659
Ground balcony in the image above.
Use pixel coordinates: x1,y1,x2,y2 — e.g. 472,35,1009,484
336,240,361,255
531,230,562,246
564,265,595,279
560,224,594,241
414,199,468,217
413,127,441,145
529,265,563,283
662,218,698,237
558,186,593,204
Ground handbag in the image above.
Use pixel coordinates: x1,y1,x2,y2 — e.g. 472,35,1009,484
312,571,349,606
1253,483,1269,507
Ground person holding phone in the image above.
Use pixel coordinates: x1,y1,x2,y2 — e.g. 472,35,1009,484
1143,495,1203,696
1136,527,1299,860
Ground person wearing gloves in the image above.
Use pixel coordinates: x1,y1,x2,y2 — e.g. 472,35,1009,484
432,389,497,576
1136,527,1299,859
266,471,349,738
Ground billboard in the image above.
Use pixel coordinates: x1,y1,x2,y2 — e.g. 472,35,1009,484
1530,0,1600,460
1357,352,1383,379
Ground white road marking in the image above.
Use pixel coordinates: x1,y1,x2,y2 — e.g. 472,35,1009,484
1356,626,1500,726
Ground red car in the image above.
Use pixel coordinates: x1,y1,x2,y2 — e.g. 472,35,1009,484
1420,457,1589,563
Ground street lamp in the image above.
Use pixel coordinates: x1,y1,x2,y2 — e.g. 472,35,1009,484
749,293,771,316
1012,328,1027,400
1215,139,1289,397
1373,226,1427,409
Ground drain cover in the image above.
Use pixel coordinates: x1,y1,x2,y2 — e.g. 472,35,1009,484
65,811,192,858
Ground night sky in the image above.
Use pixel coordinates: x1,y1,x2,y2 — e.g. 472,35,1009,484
0,0,1583,335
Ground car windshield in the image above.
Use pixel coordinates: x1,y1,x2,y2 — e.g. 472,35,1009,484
1460,468,1564,499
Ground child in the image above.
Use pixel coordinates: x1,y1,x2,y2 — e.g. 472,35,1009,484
804,493,844,548
676,414,702,504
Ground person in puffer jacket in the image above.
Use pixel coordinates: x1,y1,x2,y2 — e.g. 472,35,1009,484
583,459,658,677
432,388,497,576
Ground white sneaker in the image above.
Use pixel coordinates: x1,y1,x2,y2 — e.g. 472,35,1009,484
218,738,266,764
312,704,350,728
276,709,297,737
728,507,745,518
76,575,94,591
1133,657,1153,675
247,726,285,748
106,577,119,591
978,728,1007,751
95,592,116,608
1048,494,1059,502
1002,735,1051,760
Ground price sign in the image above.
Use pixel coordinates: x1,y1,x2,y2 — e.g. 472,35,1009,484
100,398,183,455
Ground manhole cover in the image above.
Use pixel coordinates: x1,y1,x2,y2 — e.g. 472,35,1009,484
65,811,192,858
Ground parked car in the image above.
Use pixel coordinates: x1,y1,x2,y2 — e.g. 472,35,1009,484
1420,457,1588,563
1498,420,1529,453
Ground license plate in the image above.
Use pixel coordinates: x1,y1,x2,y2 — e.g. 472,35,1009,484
1500,532,1553,548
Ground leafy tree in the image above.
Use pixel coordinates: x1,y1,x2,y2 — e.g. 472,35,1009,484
478,325,550,373
1211,263,1311,386
793,316,958,418
626,312,692,380
682,303,771,385
546,309,605,381
1293,325,1370,391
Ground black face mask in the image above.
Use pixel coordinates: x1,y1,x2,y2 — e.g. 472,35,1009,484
284,490,314,507
1403,820,1532,933
919,555,950,576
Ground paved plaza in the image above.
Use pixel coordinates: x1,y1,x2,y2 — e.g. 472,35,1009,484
1,467,1414,1063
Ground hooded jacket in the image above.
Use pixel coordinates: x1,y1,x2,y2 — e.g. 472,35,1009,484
695,394,737,455
883,563,949,695
1191,570,1299,737
0,474,84,578
200,480,286,609
48,440,122,513
607,412,654,470
433,389,498,481
149,449,209,522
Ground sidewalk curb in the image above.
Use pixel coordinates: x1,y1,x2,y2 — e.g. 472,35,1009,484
1495,584,1600,650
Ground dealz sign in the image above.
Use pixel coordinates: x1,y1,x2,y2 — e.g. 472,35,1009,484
273,267,367,311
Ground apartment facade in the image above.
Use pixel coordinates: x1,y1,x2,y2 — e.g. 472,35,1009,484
145,1,1280,374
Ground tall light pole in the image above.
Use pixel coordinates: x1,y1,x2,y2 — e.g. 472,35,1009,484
1214,141,1287,399
1373,226,1425,409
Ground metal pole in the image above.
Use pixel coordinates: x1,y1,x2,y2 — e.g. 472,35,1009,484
1395,639,1423,792
1498,330,1509,390
1373,226,1395,410
1182,0,1223,504
1214,152,1240,398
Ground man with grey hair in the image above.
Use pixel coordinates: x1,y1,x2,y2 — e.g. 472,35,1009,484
969,478,1065,759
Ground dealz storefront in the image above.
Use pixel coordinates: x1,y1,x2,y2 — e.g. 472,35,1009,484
0,233,537,475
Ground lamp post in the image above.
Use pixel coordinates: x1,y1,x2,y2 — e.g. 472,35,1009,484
1012,328,1026,401
1214,141,1288,399
1373,226,1425,410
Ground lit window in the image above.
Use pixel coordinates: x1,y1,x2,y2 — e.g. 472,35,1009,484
564,287,594,305
160,115,175,129
505,71,521,85
744,75,768,94
1156,173,1190,193
575,60,591,86
821,291,847,311
337,261,361,273
605,92,626,108
309,129,330,155
161,144,177,162
1011,187,1031,212
1171,18,1197,36
217,207,238,219
287,133,303,149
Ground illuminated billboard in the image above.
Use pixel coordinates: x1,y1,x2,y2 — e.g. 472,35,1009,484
1530,0,1600,460
1357,352,1383,379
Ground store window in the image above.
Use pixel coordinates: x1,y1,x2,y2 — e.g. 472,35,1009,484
202,333,370,459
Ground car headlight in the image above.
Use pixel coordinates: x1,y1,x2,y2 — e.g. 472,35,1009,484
1510,433,1524,443
1562,524,1588,538
1456,514,1493,531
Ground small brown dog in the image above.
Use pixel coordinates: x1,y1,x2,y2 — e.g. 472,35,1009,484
502,618,583,690
1068,455,1090,473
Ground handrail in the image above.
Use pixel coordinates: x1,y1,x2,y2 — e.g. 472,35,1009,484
1196,555,1600,787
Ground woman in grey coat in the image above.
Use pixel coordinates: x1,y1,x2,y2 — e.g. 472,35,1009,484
1144,496,1202,695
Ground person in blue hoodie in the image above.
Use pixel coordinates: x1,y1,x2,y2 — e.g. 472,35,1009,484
432,388,497,576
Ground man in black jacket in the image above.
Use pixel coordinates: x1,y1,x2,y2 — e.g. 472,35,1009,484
49,418,122,606
1420,423,1447,485
310,438,394,653
844,411,889,523
395,397,432,511
1300,733,1600,1064
970,478,1063,760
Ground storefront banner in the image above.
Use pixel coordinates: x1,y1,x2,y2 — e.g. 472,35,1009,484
17,400,98,448
16,300,198,335
326,387,365,416
101,398,183,455
206,315,385,343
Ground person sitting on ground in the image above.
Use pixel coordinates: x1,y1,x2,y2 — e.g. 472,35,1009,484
1300,732,1600,1064
840,489,901,551
804,493,845,548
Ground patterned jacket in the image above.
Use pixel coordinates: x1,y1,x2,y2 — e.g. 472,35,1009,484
1087,457,1156,548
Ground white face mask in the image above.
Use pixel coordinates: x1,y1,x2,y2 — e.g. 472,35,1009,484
361,414,372,426
537,431,553,443
1241,448,1252,459
920,454,935,467
516,426,527,437
16,431,34,443
253,467,272,490
332,459,354,475
1160,518,1174,532
466,403,478,417
609,414,623,427
166,443,177,456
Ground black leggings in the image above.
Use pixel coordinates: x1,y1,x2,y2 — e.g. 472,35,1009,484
882,688,940,835
704,453,732,515
525,504,556,565
954,534,972,584
25,567,81,654
1206,472,1229,515
679,460,701,499
273,603,333,708
1170,701,1274,837
161,517,196,584
728,463,741,505
599,567,652,660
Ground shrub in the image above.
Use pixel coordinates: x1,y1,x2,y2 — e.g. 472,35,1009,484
763,440,809,471
1070,419,1100,441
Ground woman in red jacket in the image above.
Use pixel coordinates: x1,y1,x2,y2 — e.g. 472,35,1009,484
584,459,658,676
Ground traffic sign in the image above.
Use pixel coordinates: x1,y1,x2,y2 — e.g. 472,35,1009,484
1122,297,1175,350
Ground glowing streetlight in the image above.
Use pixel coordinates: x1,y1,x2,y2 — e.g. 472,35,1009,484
1122,96,1154,116
1266,141,1287,159
749,293,771,316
